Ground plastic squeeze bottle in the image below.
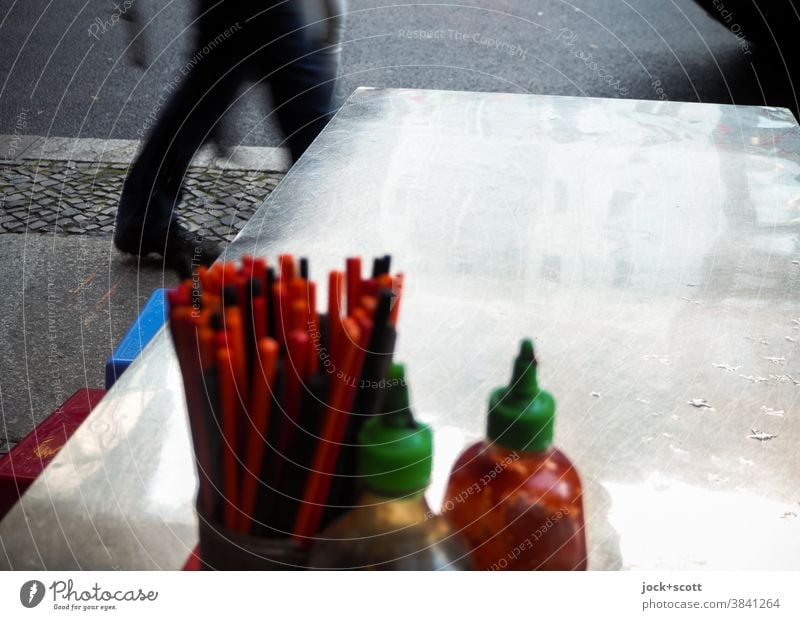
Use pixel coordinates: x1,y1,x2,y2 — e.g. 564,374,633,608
443,339,587,570
308,363,472,570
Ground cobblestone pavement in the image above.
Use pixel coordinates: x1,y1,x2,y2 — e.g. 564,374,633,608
1,160,284,243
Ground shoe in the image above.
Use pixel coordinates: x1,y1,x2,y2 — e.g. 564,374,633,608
115,222,222,279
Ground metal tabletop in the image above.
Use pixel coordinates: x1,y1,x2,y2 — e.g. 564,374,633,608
2,87,799,570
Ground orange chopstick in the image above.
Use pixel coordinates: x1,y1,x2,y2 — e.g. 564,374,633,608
272,282,290,346
169,307,216,514
289,299,307,332
223,306,248,403
279,254,296,282
252,296,267,341
238,337,279,533
216,346,241,531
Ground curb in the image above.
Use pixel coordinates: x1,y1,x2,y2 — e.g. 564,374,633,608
0,135,291,172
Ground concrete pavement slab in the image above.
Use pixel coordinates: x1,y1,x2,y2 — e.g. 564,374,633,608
0,136,288,456
1,134,40,162
0,234,181,454
8,134,291,171
20,137,140,164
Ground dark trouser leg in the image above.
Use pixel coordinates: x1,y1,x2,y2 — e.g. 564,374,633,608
115,1,334,253
246,4,336,162
115,0,248,253
268,51,335,162
115,59,248,252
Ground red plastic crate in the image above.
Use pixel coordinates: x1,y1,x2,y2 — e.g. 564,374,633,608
0,388,105,520
183,547,201,571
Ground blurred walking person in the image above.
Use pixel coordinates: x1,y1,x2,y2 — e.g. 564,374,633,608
114,1,337,277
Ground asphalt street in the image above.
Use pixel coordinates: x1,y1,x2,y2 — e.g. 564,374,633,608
1,0,795,147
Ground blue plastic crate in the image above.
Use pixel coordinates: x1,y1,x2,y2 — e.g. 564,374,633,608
104,288,168,389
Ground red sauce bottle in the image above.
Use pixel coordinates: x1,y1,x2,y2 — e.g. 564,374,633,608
443,339,587,570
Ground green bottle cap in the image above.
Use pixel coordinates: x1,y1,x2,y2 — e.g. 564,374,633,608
358,363,433,496
487,339,556,452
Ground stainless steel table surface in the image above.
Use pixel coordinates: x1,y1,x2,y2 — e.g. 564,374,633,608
2,87,799,570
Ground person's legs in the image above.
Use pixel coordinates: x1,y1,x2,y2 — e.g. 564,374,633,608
269,58,335,161
247,2,336,161
115,1,336,275
116,67,247,243
114,2,248,268
318,0,348,86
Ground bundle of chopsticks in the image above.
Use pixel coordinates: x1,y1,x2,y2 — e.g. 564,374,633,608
167,254,403,543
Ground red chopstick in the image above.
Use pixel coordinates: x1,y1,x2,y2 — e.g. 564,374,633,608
238,337,279,533
292,318,361,542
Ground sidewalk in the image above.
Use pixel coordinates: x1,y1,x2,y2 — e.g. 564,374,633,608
0,136,288,455
1,135,288,241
